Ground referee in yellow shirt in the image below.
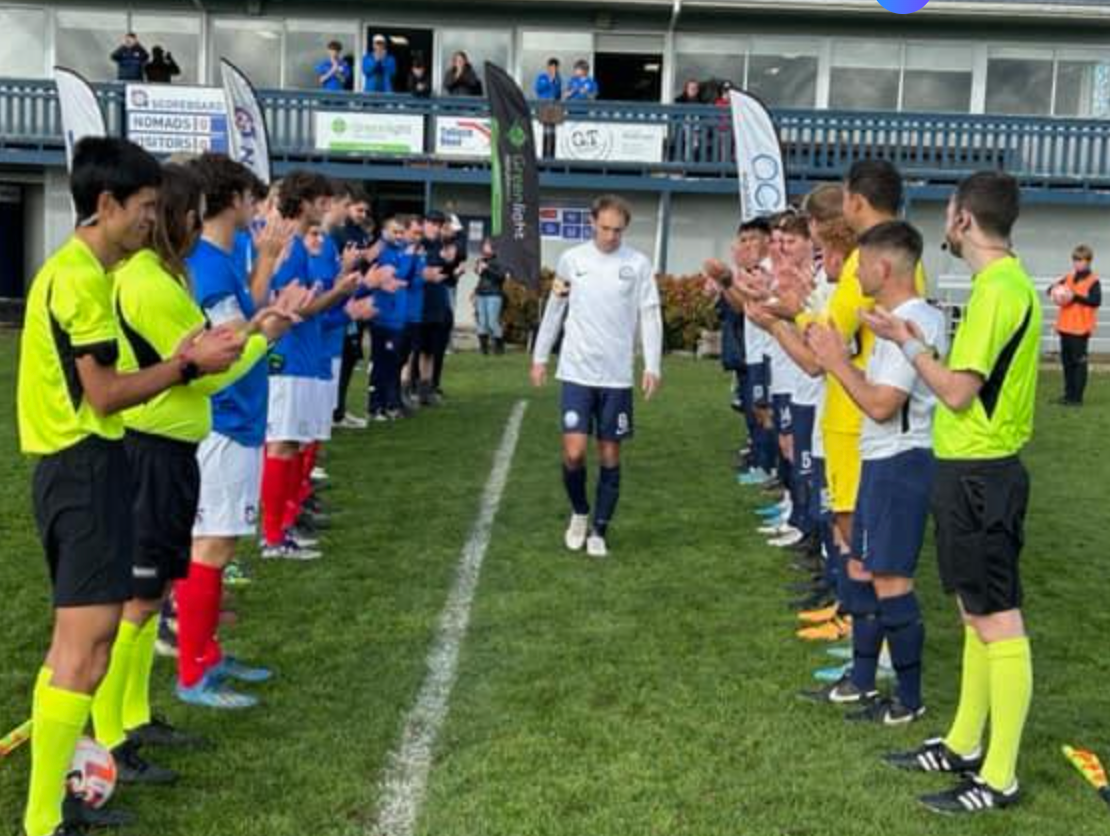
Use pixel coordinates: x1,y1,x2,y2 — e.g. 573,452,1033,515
17,138,244,836
873,172,1040,815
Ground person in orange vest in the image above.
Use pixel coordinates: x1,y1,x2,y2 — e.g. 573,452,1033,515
1048,244,1102,405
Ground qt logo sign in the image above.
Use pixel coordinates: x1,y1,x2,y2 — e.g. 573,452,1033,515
877,0,930,11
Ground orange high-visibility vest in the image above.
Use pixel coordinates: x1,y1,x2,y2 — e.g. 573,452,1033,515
1056,272,1100,336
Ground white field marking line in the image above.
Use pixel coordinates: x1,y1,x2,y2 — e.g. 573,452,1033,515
369,399,528,836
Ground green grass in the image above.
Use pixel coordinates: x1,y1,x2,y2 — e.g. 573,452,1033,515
1,332,1108,836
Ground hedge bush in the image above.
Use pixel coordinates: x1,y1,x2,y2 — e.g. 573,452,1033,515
500,270,718,352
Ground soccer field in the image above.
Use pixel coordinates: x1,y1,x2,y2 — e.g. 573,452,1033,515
1,333,1108,836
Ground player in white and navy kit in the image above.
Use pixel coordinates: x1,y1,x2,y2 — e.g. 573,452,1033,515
531,195,663,558
737,221,776,485
808,220,946,724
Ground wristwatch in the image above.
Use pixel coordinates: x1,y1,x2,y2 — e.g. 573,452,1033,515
902,338,937,364
180,359,200,382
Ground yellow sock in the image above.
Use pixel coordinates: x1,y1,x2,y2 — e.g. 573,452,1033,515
91,619,140,751
943,626,990,757
980,636,1033,791
24,678,92,836
33,666,53,711
122,618,158,732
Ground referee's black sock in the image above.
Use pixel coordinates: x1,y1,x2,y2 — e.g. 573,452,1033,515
592,466,621,537
562,464,590,516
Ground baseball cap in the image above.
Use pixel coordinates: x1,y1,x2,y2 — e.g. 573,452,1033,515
425,209,446,223
373,34,386,44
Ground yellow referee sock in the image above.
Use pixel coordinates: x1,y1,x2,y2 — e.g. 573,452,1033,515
943,626,990,757
33,665,53,711
980,636,1033,791
24,674,92,836
122,618,159,732
92,619,140,751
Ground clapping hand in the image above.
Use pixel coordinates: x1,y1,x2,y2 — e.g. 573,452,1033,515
176,324,246,375
702,257,732,287
362,263,396,290
254,211,297,264
345,297,378,322
335,270,362,295
862,306,922,346
805,323,849,371
251,282,316,342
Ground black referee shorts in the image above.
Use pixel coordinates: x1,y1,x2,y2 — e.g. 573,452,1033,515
124,431,200,601
932,456,1029,616
33,436,134,608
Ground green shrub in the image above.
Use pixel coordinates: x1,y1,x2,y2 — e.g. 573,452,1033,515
500,269,717,352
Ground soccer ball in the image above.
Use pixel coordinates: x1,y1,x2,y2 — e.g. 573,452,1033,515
1051,284,1075,306
66,737,117,809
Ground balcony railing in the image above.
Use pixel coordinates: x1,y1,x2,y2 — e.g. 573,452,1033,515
2,78,1110,189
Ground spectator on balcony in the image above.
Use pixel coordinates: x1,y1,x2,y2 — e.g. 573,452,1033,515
362,34,397,93
534,58,563,101
444,51,483,97
408,58,432,98
714,80,735,161
564,60,598,101
674,78,704,163
316,40,351,92
111,32,149,82
676,78,703,104
144,46,180,84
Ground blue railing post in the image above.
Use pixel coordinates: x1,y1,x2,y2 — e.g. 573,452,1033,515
3,76,1110,188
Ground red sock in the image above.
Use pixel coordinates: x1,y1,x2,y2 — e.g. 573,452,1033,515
176,563,223,688
263,453,295,545
298,443,320,505
282,450,307,532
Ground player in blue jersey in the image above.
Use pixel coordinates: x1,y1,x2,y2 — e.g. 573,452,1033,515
176,154,309,709
300,214,378,521
369,217,415,421
260,173,359,560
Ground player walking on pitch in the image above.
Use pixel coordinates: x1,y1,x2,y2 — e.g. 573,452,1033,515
531,195,663,558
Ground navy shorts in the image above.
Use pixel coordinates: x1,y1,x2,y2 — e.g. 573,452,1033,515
772,394,794,435
743,361,769,408
792,404,815,477
851,447,935,578
561,382,634,442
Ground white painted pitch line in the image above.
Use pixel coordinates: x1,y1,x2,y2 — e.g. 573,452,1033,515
369,399,529,836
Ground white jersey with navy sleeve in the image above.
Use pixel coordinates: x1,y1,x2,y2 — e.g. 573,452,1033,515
533,242,662,389
860,297,948,460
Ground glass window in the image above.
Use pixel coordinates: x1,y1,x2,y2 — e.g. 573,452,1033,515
748,38,819,108
284,20,359,91
673,35,745,102
829,41,900,111
902,43,973,113
1055,51,1110,117
520,31,592,97
439,28,512,94
0,8,47,77
986,48,1053,115
56,10,128,82
130,14,202,85
211,19,283,89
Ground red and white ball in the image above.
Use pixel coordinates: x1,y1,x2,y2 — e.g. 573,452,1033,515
66,737,117,809
1051,284,1075,306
